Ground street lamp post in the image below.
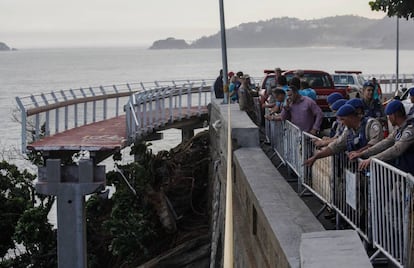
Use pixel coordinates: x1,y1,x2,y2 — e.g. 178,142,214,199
396,16,399,91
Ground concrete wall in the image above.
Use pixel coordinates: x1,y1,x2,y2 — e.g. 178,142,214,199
208,99,371,268
209,99,324,268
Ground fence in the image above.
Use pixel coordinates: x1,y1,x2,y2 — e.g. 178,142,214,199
15,79,213,153
365,74,414,94
370,158,414,268
125,81,212,143
265,115,414,267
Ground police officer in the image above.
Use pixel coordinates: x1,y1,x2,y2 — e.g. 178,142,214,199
349,100,414,174
304,104,383,167
361,81,385,121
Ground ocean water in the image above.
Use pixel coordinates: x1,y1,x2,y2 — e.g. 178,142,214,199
1,46,414,168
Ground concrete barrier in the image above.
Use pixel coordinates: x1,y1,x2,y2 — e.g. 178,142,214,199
300,230,372,268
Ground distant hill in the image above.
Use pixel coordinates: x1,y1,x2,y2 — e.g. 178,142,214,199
149,37,189,49
150,15,414,50
0,42,11,51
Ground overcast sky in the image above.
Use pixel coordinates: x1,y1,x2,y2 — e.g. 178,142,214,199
0,0,386,48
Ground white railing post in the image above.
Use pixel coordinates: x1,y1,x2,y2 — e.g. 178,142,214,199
179,86,183,120
187,83,192,118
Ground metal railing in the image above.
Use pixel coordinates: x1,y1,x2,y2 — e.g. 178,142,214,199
15,79,214,153
332,155,371,242
370,158,414,268
265,115,414,267
302,132,333,206
365,73,414,94
125,81,212,143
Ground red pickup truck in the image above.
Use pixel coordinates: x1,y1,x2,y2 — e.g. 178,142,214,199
260,69,349,129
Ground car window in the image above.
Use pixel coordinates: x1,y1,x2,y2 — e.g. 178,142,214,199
286,73,332,87
347,76,355,84
333,75,348,84
263,76,275,89
357,75,366,86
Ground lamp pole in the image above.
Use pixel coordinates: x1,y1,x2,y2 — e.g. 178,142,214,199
219,0,228,87
219,1,233,267
396,16,399,91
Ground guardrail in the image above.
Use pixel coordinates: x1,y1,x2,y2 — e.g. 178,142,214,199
370,158,414,268
15,79,214,153
264,114,414,267
365,74,414,94
125,81,212,143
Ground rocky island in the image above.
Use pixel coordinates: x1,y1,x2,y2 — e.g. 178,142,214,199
149,37,189,49
0,42,11,51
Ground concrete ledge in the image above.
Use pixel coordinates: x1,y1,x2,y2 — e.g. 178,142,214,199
210,99,259,149
233,148,324,268
300,230,372,268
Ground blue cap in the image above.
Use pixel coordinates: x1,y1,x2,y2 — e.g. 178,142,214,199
409,87,414,96
363,81,375,88
331,99,347,111
327,92,343,105
346,98,364,109
336,104,356,117
385,100,403,115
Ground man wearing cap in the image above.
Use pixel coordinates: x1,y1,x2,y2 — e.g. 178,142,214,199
327,92,344,107
346,98,365,117
304,103,383,167
349,100,414,174
314,98,347,148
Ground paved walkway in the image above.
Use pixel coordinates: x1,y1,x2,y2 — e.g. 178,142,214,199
28,115,127,152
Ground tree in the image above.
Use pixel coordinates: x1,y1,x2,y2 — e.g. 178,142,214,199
0,160,56,268
369,0,414,19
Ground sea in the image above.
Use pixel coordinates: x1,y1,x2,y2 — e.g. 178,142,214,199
1,46,414,232
1,46,414,170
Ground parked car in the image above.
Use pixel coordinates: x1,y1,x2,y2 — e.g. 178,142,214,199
331,71,366,99
386,86,413,114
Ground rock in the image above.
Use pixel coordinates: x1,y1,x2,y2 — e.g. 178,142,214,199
0,42,11,51
149,37,190,49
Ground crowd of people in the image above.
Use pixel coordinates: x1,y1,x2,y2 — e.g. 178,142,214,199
214,68,414,175
213,69,258,118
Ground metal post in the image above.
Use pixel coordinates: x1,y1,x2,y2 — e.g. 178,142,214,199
396,17,399,91
219,0,229,88
36,159,105,268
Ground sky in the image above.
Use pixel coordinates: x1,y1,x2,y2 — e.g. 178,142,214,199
0,0,387,48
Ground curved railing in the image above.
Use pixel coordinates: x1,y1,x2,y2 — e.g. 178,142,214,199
15,79,214,153
125,80,212,143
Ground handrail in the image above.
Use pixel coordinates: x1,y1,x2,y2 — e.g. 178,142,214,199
15,79,214,153
125,81,212,142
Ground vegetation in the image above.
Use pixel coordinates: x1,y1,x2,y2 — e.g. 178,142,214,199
370,0,414,19
0,130,210,267
0,161,56,267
